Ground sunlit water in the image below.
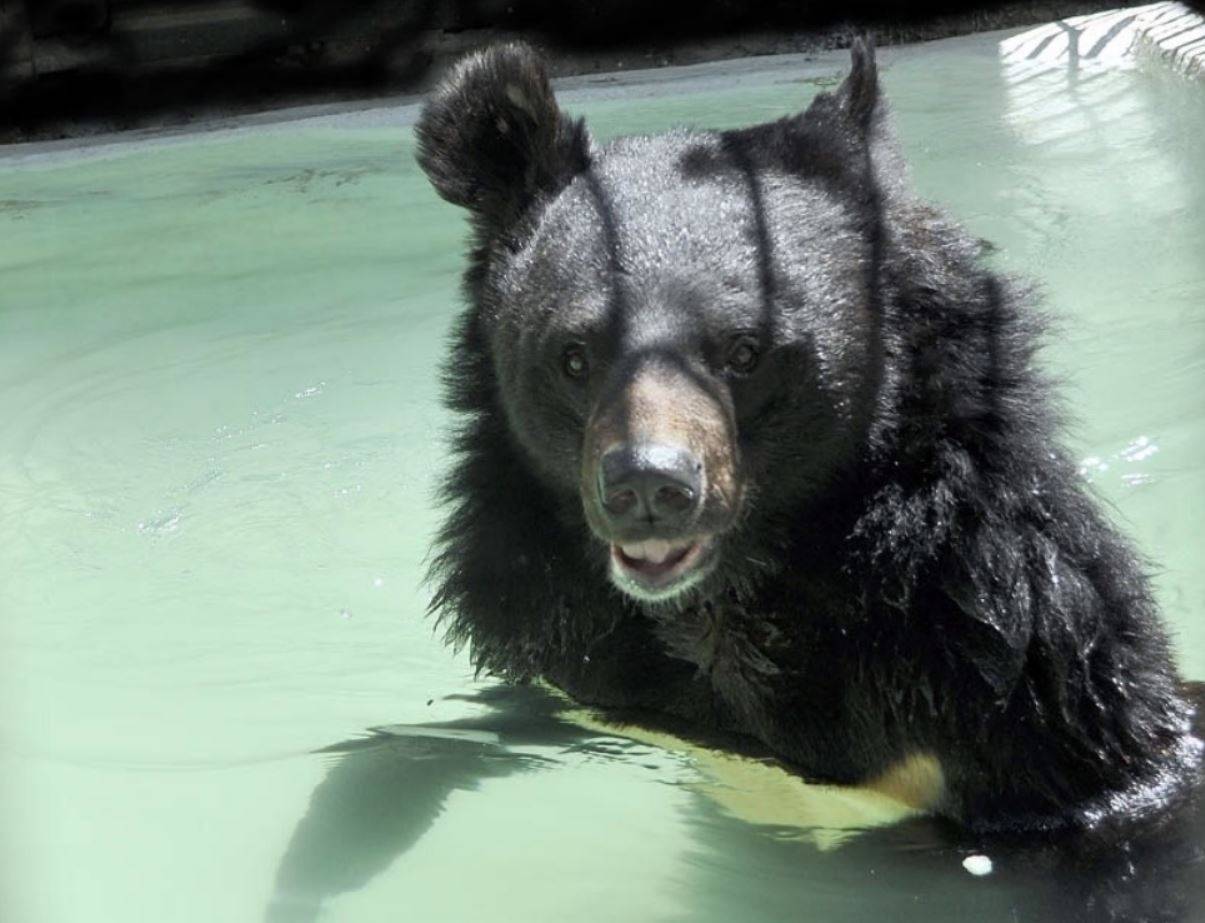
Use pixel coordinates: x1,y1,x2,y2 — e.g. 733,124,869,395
1,27,1203,923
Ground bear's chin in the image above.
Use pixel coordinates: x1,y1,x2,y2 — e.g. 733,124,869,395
607,536,718,603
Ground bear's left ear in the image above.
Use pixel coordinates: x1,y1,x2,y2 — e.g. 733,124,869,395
793,34,879,139
835,34,879,132
416,43,591,232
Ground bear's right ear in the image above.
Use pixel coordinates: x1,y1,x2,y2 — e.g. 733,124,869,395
416,43,591,232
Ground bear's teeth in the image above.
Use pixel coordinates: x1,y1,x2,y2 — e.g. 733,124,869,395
644,540,673,564
620,539,677,564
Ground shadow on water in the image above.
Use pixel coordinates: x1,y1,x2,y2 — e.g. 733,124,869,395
263,685,584,923
266,683,1205,923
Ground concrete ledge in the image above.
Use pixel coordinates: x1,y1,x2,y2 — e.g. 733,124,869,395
1133,2,1205,76
1000,2,1204,77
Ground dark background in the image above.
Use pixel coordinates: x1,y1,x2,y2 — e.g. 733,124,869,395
0,0,1193,142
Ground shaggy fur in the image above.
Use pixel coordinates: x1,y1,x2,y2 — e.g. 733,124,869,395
415,39,1199,833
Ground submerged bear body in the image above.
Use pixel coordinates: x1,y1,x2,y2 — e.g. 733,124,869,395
416,40,1200,833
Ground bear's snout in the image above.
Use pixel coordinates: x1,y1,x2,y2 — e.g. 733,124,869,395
580,359,740,601
598,442,703,534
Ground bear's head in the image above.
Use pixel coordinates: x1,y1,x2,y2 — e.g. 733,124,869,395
418,40,897,666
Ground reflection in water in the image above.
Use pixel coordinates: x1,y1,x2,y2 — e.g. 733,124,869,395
1000,3,1205,155
1001,8,1156,154
268,685,1204,923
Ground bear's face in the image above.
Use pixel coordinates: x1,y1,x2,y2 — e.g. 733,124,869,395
490,137,875,601
419,42,884,605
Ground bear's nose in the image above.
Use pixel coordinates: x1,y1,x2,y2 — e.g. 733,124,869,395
598,443,703,531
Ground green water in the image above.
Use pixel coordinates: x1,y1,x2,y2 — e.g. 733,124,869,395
1,29,1203,923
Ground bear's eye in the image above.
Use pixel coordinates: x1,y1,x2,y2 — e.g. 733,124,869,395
725,335,761,374
562,344,589,380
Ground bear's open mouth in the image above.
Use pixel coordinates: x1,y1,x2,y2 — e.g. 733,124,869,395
609,537,712,600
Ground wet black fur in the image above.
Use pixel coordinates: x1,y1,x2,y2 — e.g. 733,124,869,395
415,40,1199,833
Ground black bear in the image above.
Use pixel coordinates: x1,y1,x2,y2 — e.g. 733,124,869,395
415,38,1201,834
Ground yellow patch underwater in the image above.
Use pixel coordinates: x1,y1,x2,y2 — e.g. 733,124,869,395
565,706,945,851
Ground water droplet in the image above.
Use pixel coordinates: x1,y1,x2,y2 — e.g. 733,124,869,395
136,509,182,534
294,382,326,400
962,854,992,876
1122,437,1158,462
